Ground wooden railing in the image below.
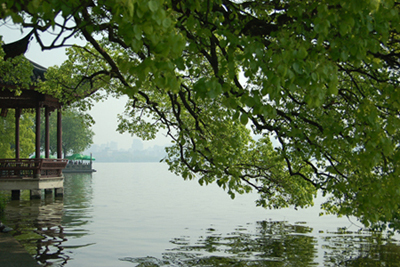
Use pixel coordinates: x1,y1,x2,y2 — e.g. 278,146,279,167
0,158,68,178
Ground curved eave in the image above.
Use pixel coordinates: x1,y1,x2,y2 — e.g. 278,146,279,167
0,86,62,110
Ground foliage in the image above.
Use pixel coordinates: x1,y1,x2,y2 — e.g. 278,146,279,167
38,44,122,110
40,108,94,158
2,0,400,230
0,38,34,90
0,109,35,158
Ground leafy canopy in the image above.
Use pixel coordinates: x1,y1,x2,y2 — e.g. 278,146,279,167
2,0,400,231
0,37,34,90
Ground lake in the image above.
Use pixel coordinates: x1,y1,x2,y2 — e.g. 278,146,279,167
2,162,400,266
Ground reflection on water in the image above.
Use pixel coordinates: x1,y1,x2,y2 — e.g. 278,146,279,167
4,173,94,266
5,198,68,265
2,163,400,266
121,221,400,266
121,221,318,266
62,173,94,240
323,228,400,266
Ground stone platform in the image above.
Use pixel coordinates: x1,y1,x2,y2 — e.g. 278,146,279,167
0,232,39,267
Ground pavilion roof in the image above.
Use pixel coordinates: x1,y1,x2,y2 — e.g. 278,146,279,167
0,33,61,111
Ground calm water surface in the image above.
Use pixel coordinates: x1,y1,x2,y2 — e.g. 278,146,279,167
3,162,400,266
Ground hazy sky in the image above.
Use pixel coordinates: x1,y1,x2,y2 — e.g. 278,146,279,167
0,23,171,150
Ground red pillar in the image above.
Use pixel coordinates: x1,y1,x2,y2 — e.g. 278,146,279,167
35,105,41,159
57,108,62,158
45,107,50,158
15,108,21,159
35,105,41,178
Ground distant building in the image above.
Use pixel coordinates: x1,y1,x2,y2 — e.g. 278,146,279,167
83,139,167,162
130,139,144,151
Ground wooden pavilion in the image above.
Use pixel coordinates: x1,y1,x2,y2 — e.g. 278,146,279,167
0,35,68,200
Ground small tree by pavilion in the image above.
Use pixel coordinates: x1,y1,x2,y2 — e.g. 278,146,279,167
40,108,94,158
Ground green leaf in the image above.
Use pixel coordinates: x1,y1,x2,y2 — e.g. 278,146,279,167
148,0,159,12
127,0,134,17
328,75,338,95
162,17,172,29
240,113,248,125
297,46,308,59
143,24,154,35
292,62,302,74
